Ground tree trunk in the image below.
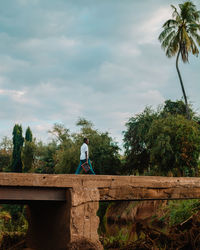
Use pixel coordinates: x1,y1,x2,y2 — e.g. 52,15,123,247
176,49,190,119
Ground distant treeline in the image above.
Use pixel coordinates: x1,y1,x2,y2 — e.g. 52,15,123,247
1,99,200,177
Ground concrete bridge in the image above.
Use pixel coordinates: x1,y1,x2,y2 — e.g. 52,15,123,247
1,173,200,249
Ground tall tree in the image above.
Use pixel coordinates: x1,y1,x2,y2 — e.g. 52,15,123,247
158,1,200,119
11,124,24,172
22,127,35,173
25,126,33,142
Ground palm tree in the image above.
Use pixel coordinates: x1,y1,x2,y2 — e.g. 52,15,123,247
158,1,200,119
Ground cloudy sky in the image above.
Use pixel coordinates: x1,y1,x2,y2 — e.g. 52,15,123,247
0,0,199,148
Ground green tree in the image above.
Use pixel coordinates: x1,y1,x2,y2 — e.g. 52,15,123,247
25,126,33,142
51,124,75,174
74,118,121,175
0,137,12,172
123,107,158,174
48,123,71,144
161,99,192,117
161,99,200,125
123,100,200,176
11,124,24,172
0,150,11,172
33,141,57,174
158,1,200,119
22,127,35,173
148,114,200,176
54,119,121,175
0,136,13,151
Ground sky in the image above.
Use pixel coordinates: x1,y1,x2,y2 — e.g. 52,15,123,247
0,0,200,148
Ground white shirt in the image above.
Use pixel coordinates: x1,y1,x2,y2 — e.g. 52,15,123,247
80,143,89,160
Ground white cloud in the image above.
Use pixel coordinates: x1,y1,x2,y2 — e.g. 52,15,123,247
138,6,171,44
0,0,199,148
0,88,25,101
19,36,79,52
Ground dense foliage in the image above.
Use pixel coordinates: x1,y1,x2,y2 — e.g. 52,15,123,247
148,114,200,176
53,119,121,175
25,127,32,142
0,137,12,172
123,107,158,174
11,124,24,173
123,100,200,176
22,127,35,173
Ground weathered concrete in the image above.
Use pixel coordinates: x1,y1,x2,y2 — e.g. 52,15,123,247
0,173,200,249
1,173,200,201
66,187,103,249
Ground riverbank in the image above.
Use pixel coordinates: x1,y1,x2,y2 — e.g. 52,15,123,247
100,200,200,249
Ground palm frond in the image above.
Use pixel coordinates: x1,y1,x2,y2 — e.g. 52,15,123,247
180,2,200,23
162,19,178,28
187,23,200,32
189,31,200,46
182,27,192,51
194,10,200,20
171,33,180,54
189,37,199,56
158,26,175,42
180,47,188,63
161,31,176,50
171,5,180,20
166,34,179,58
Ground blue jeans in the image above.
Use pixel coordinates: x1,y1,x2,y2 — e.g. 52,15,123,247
75,159,95,175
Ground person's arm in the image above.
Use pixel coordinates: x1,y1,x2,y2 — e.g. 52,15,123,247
85,151,88,163
84,144,88,163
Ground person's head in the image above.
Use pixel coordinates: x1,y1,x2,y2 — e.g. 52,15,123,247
83,138,89,144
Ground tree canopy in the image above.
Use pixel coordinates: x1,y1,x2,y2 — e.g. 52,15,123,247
123,100,200,176
148,114,200,176
159,2,200,61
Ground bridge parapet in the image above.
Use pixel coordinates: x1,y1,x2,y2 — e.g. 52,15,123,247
0,173,200,249
1,173,200,201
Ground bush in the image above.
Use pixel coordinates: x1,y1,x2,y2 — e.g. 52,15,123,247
168,200,200,226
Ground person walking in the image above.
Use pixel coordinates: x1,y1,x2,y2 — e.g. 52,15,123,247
75,138,95,175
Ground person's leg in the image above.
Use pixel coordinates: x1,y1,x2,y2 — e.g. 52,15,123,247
75,161,82,174
88,159,95,175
